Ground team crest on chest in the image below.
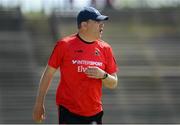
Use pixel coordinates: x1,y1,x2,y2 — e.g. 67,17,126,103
95,48,100,56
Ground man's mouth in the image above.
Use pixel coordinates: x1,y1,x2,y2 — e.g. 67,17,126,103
99,29,103,33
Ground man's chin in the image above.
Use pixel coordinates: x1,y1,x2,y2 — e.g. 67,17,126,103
94,35,101,40
98,35,102,39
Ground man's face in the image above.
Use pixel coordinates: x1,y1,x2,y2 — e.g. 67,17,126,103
86,19,105,40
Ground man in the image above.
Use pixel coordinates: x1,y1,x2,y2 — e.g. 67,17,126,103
33,7,118,124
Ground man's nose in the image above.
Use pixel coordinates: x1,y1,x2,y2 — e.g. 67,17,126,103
99,22,104,28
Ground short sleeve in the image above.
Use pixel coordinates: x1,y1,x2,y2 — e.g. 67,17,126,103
48,41,66,69
105,46,118,74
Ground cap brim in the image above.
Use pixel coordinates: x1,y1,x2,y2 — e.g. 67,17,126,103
96,15,109,21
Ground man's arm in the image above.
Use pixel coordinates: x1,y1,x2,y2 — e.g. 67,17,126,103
85,66,118,89
102,73,118,89
33,65,57,122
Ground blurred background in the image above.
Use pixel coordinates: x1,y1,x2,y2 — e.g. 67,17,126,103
0,0,180,124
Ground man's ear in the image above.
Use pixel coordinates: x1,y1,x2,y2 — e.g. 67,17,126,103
81,22,88,29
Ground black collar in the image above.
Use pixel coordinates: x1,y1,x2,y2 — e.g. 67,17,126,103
77,34,95,44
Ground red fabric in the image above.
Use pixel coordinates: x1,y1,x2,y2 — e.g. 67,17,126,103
48,34,118,116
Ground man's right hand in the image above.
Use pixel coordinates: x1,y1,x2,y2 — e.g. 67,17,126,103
32,103,46,123
32,65,56,123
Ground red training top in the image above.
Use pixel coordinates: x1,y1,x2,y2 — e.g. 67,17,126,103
48,34,118,116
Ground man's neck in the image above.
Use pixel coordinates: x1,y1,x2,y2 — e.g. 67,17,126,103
78,32,95,43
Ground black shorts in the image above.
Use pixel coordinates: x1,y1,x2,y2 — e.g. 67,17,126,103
58,105,103,124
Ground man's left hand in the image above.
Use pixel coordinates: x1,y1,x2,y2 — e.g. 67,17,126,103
85,66,105,79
